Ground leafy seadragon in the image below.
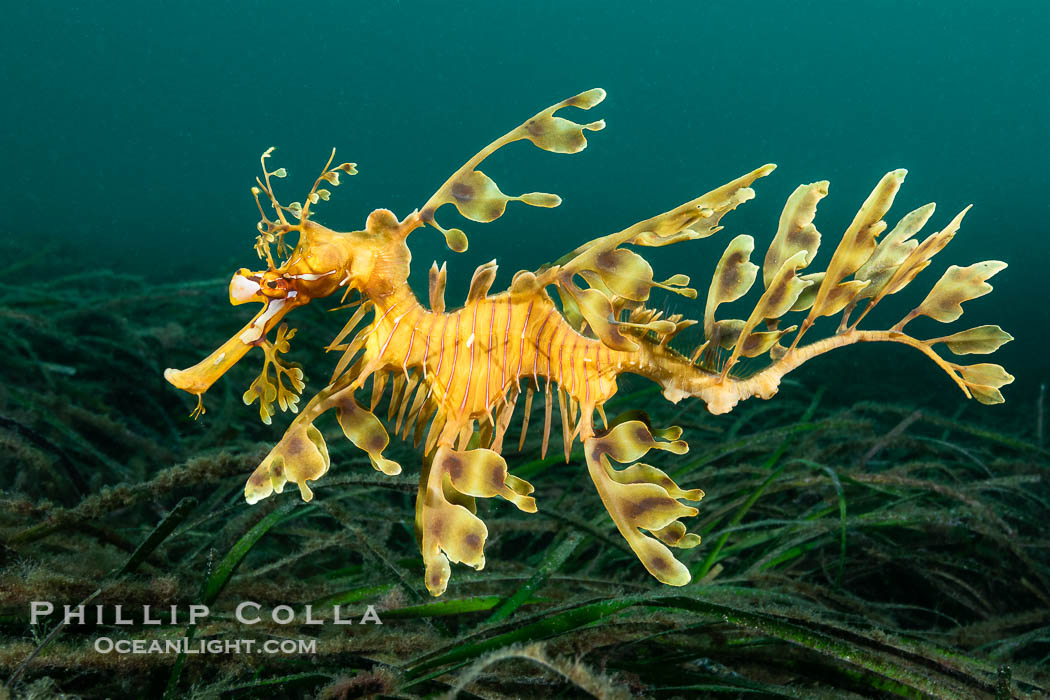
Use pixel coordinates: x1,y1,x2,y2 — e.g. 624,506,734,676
165,89,1014,596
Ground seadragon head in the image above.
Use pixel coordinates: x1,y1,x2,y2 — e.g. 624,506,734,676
164,147,421,418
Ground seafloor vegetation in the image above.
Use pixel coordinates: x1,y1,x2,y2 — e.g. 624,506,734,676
0,254,1047,699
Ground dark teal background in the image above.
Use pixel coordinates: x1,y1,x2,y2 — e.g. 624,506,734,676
4,0,1046,407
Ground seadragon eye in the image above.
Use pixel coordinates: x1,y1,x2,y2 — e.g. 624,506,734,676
262,276,290,297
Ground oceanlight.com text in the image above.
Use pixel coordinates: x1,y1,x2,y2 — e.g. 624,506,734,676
94,637,318,655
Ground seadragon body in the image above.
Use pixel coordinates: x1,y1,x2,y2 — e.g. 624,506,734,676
166,89,1014,595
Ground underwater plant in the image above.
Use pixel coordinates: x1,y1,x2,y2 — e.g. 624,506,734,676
165,88,1013,596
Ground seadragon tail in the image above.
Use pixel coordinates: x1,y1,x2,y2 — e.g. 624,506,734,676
626,169,1013,414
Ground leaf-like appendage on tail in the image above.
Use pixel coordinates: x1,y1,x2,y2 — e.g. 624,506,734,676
670,170,1013,414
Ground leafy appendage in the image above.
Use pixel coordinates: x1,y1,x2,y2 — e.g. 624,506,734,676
698,180,838,365
803,170,907,323
330,391,401,476
242,323,305,425
548,165,776,351
853,203,934,300
876,259,1012,403
958,363,1015,405
251,148,357,267
904,261,1008,327
931,325,1014,355
419,446,537,596
584,420,700,586
853,206,970,322
723,249,810,372
244,382,402,505
696,170,1013,407
419,88,606,253
423,93,776,352
788,272,825,314
763,181,827,287
245,423,329,504
704,234,759,351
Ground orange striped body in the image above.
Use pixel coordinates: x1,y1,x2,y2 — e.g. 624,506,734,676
361,285,625,431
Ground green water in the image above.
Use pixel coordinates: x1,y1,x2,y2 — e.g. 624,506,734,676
4,1,1046,398
2,2,1048,697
